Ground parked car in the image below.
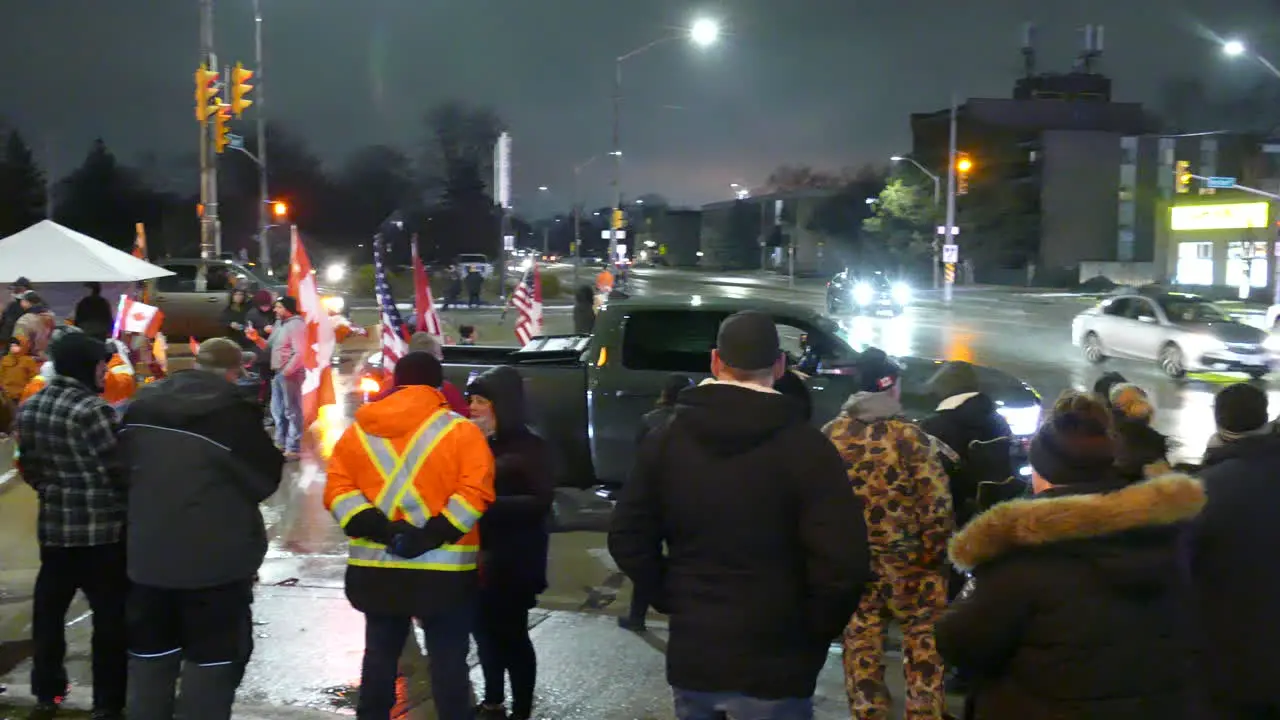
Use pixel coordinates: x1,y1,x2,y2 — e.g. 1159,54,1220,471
151,257,348,339
1072,290,1273,379
455,253,494,278
826,269,912,316
355,295,1043,492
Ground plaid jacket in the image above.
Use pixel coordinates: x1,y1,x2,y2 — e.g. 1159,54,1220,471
17,376,125,547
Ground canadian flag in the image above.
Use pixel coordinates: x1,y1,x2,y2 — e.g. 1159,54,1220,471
115,295,164,338
287,226,336,431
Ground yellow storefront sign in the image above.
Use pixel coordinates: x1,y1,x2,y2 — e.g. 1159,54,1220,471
1170,202,1270,231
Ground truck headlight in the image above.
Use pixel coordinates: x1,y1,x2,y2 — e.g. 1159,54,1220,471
891,282,912,305
998,405,1042,437
852,282,875,306
321,295,345,314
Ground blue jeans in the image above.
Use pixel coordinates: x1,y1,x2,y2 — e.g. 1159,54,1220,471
358,603,475,720
270,372,303,453
673,688,814,720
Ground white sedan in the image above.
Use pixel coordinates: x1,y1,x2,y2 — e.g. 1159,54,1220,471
1071,291,1273,379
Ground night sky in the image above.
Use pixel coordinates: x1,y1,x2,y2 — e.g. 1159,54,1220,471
0,0,1275,211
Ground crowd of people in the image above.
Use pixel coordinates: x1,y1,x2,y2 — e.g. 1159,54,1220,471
7,290,1280,720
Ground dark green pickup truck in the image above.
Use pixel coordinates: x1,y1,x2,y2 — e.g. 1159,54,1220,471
360,295,1043,496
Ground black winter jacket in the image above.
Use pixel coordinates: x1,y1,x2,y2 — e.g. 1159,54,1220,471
468,367,553,602
119,369,284,588
938,473,1205,720
609,381,871,700
918,392,1014,526
1192,430,1280,705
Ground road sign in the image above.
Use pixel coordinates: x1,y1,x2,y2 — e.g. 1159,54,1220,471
503,234,515,250
942,244,959,263
228,133,245,150
936,225,960,236
601,230,626,240
944,263,956,284
1206,176,1237,189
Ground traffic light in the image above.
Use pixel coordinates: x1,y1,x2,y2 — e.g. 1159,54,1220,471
230,63,254,117
611,208,625,230
194,65,220,123
956,152,973,195
213,104,232,154
1175,160,1192,194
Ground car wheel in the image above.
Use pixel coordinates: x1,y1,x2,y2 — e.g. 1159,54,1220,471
1159,343,1187,379
1082,332,1106,364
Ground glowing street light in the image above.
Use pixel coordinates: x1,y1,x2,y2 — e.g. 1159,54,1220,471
538,186,549,192
1224,39,1246,57
690,18,721,47
272,201,288,218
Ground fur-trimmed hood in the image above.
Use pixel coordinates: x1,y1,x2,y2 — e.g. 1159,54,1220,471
948,473,1205,572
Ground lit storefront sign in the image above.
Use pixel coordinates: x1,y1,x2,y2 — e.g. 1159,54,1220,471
1170,202,1269,231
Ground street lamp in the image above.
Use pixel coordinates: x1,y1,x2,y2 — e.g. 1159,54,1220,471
537,186,549,192
611,17,722,263
1220,36,1280,80
1223,39,1246,57
891,155,944,289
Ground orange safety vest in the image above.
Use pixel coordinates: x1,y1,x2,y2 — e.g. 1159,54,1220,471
596,269,614,292
102,355,137,405
323,385,495,571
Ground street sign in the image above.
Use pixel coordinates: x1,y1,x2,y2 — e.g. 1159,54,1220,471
601,230,626,240
936,225,960,236
228,133,245,150
1206,176,1237,189
503,234,515,251
942,244,959,263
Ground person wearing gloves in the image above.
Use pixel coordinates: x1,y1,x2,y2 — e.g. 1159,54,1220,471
119,338,284,720
937,391,1203,720
267,296,308,459
323,352,495,720
466,367,553,720
17,331,128,720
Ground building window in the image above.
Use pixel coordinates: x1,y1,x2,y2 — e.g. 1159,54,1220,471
1175,242,1214,285
1118,229,1135,261
1226,241,1269,289
1119,164,1136,189
1120,136,1138,165
1118,199,1135,227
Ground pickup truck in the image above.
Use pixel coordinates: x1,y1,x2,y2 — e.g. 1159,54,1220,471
355,295,1043,504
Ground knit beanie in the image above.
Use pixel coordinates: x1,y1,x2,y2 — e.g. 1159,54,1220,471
1214,382,1269,435
1029,392,1116,486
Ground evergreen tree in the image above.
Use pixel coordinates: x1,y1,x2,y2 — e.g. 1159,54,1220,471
54,139,142,250
0,129,47,237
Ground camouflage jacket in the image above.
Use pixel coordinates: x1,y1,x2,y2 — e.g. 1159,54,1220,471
823,390,955,565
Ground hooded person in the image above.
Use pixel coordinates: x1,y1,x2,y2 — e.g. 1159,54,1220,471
937,391,1204,720
408,332,469,416
609,311,870,718
1107,383,1173,482
572,284,596,335
323,351,495,720
823,347,954,720
919,360,1015,529
1191,382,1280,717
73,282,114,341
465,366,553,720
118,338,284,720
17,330,129,720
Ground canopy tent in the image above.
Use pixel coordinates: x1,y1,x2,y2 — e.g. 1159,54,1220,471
0,220,174,284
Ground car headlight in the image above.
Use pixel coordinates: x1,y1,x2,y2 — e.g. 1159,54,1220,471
1266,334,1280,351
852,282,875,306
321,295,345,314
891,282,911,305
324,263,346,283
998,405,1042,437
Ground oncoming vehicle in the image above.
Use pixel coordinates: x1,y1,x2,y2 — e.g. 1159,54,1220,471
152,258,348,339
826,270,912,316
1072,290,1274,379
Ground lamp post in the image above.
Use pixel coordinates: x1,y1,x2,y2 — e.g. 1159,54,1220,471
611,18,720,263
572,155,599,289
891,155,943,288
253,0,271,273
1222,38,1280,79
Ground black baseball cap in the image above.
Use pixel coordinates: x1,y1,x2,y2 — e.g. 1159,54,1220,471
855,347,900,393
715,311,781,371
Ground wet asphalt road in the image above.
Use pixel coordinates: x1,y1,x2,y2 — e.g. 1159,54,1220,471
0,268,1270,717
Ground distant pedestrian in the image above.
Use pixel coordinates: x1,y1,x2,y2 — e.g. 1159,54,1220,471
619,373,693,632
443,265,462,310
267,296,307,460
1192,382,1280,718
324,352,495,720
0,277,33,348
824,348,953,720
221,288,253,351
15,291,57,360
119,338,284,720
937,391,1202,720
572,285,596,335
466,367,553,720
17,331,128,720
464,270,484,307
610,311,870,720
246,290,276,407
73,283,114,342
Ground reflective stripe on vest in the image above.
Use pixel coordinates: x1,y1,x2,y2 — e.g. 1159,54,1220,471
348,538,479,571
329,489,374,529
441,495,482,534
355,410,463,526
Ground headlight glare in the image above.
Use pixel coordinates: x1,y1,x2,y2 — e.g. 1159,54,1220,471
998,405,1042,437
852,282,875,306
322,295,345,314
891,283,912,304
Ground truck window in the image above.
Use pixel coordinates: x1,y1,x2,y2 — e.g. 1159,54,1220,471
622,310,725,373
156,265,197,292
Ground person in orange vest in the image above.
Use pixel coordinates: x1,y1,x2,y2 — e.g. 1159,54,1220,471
323,351,495,720
101,340,137,407
595,267,614,295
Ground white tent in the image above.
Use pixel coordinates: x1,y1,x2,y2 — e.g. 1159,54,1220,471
0,220,174,283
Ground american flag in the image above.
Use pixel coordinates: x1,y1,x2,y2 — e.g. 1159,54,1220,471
511,263,544,346
373,234,409,371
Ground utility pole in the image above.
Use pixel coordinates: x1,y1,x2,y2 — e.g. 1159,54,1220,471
943,95,958,305
254,0,270,272
198,0,220,260
542,226,550,257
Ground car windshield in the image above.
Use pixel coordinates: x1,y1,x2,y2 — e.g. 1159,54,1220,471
850,273,891,289
1158,297,1227,324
